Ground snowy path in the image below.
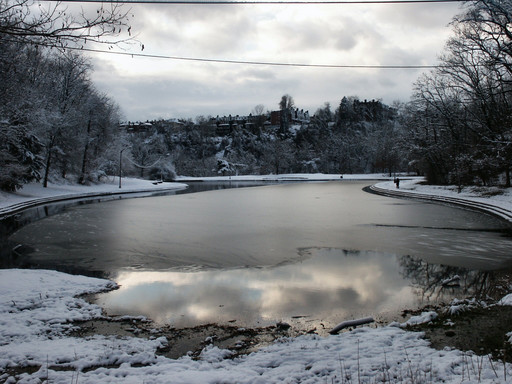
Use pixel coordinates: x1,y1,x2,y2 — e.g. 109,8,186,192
0,173,390,217
373,179,512,224
0,178,188,218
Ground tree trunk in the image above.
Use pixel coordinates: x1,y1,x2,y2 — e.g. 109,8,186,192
42,138,55,188
43,149,52,188
78,119,92,184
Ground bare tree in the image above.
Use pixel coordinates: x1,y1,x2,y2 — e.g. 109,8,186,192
261,137,294,175
450,0,512,185
406,0,512,186
0,0,135,47
38,52,92,187
251,104,267,131
78,90,121,184
252,104,265,116
454,0,512,78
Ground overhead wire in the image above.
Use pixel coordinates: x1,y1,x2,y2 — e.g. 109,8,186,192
18,0,463,69
19,39,445,69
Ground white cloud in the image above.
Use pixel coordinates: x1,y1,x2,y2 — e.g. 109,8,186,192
88,2,463,120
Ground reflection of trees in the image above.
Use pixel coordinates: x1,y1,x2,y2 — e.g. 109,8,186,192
397,255,510,303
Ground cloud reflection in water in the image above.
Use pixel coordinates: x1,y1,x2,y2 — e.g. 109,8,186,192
95,249,422,329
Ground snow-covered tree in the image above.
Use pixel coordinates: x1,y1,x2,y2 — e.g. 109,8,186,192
0,42,46,190
279,94,294,137
260,137,295,175
37,52,92,186
78,91,122,184
0,40,124,190
0,120,43,191
406,0,512,186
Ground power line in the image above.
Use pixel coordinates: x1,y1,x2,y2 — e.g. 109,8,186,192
27,41,441,69
26,0,460,68
38,0,466,4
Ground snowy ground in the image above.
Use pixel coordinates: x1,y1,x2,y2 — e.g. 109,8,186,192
1,174,512,383
0,177,188,216
0,173,388,216
374,178,512,224
0,269,511,384
175,172,391,182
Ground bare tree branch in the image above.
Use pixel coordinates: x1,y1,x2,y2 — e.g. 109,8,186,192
0,0,136,48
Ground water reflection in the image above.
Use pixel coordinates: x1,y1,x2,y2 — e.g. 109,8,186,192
95,248,498,330
5,181,512,329
398,255,508,302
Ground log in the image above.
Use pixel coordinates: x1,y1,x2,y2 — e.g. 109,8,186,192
329,317,374,335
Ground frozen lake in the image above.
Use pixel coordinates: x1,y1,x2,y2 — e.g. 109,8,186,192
6,181,512,329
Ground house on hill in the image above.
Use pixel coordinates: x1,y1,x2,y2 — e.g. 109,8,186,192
119,121,153,133
270,108,310,126
214,114,261,136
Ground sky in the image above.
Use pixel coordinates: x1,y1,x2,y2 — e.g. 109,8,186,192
83,1,464,122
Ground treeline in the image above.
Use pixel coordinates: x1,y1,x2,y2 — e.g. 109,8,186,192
133,96,404,178
0,41,123,191
0,0,132,191
403,0,512,187
1,0,511,191
295,98,403,175
131,0,512,187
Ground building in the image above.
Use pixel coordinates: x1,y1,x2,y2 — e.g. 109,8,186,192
270,108,310,127
119,121,153,133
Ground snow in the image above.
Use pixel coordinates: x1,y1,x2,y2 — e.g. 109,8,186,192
177,172,392,182
498,294,512,306
0,177,188,215
400,311,438,327
374,178,512,224
329,316,374,334
1,174,512,382
445,298,484,317
1,270,511,383
441,275,461,286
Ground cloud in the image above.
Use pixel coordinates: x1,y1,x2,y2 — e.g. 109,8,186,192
133,4,256,55
87,2,461,119
376,2,462,29
92,59,422,120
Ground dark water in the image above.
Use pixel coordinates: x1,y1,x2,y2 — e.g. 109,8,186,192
4,181,512,329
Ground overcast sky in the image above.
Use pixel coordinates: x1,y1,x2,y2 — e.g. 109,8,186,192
86,1,464,121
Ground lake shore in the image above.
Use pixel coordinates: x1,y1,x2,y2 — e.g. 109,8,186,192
1,268,511,383
1,174,512,383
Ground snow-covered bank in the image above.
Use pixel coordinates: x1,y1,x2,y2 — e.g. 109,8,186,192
177,172,394,182
374,179,512,224
1,269,510,384
0,173,392,218
0,178,188,217
0,173,392,214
